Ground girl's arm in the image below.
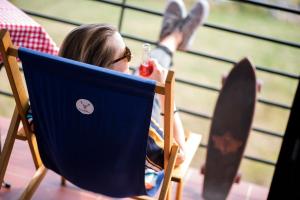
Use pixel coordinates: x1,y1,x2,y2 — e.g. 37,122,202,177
147,59,186,165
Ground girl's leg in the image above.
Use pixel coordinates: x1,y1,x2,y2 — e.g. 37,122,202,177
150,32,182,123
150,0,209,123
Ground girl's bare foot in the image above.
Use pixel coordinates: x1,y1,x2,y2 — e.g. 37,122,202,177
159,29,183,52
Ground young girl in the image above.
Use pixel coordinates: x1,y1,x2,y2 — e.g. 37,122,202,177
57,0,209,188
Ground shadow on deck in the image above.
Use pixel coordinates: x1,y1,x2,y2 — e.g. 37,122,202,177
0,117,269,200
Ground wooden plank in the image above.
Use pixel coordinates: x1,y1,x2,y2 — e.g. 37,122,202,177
155,83,165,95
175,180,183,200
159,144,178,200
8,46,18,57
0,29,29,120
16,127,28,141
163,70,175,169
172,133,202,182
0,107,20,188
163,70,175,200
19,165,47,200
0,29,42,171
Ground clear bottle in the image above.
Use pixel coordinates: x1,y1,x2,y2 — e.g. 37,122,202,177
139,43,153,77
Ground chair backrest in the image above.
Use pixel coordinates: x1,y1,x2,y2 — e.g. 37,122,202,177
18,47,163,197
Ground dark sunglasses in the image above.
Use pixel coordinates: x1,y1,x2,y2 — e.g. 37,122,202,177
110,46,132,65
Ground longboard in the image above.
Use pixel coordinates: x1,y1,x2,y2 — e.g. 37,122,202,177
202,58,257,200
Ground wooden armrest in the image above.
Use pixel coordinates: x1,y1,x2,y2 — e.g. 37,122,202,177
172,132,202,182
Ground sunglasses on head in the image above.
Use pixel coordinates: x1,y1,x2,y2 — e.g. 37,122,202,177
110,46,132,65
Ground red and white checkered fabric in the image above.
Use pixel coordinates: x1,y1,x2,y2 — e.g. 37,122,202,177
0,0,59,59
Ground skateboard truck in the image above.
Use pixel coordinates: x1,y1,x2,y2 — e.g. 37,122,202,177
2,181,11,189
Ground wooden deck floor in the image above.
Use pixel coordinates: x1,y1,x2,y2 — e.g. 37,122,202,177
0,117,269,200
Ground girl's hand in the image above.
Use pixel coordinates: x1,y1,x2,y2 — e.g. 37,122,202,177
147,58,168,83
175,146,186,166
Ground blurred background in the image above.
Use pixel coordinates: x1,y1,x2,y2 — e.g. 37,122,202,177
1,0,300,188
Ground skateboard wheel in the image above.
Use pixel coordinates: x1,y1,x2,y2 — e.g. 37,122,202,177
200,165,206,175
2,181,11,189
257,79,263,93
221,74,228,86
234,173,241,184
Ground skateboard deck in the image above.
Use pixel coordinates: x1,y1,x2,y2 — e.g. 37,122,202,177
202,58,256,200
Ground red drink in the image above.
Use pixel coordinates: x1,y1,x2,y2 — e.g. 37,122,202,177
139,43,153,77
139,61,154,77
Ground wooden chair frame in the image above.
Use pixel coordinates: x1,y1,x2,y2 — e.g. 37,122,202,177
0,29,180,200
0,29,202,200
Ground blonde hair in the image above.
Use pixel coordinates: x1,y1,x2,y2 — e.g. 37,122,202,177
59,24,118,68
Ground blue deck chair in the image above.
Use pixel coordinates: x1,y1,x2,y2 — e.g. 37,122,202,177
0,29,179,200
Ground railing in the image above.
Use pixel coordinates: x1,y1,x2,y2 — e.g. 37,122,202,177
1,0,299,168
